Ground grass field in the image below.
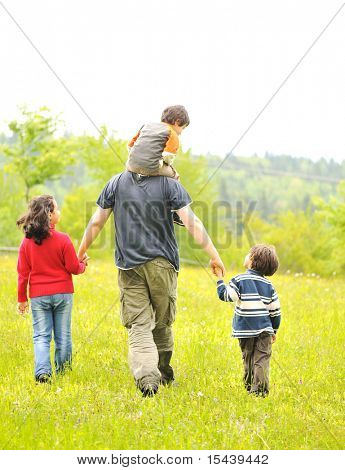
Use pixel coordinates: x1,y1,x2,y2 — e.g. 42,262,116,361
0,254,344,450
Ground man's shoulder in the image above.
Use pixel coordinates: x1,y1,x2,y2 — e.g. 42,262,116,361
163,176,187,191
106,172,124,186
101,172,126,193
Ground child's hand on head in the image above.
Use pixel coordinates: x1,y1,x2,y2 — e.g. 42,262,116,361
18,301,29,315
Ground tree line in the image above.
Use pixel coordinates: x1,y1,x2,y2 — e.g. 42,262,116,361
0,107,344,276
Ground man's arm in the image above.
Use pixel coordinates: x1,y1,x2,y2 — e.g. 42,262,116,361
77,207,112,260
176,205,225,277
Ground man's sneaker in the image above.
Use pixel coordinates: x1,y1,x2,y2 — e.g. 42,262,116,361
141,384,158,398
36,373,51,383
173,212,184,227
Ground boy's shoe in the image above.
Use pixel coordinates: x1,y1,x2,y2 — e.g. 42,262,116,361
141,384,158,398
173,212,185,227
35,373,51,384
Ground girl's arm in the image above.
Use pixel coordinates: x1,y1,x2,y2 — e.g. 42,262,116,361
17,241,30,303
63,236,86,275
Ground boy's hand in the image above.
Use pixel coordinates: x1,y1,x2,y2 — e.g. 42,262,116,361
214,267,224,278
18,301,29,315
210,257,225,278
271,334,277,344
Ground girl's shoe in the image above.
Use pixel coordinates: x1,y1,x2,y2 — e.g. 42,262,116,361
36,373,51,383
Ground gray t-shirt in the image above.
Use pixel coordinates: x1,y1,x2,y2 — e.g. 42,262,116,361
96,171,192,271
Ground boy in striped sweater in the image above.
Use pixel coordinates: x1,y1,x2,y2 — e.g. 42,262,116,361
216,244,281,397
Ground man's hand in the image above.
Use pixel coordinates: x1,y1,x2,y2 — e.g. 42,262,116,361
271,334,277,344
18,301,29,315
210,256,225,278
80,253,90,265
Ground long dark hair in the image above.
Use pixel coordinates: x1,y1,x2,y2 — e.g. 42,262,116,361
17,195,55,245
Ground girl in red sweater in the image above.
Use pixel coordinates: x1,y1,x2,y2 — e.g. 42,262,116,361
17,195,88,382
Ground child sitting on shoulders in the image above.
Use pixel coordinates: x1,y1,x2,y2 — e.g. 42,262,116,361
216,244,281,397
126,104,190,180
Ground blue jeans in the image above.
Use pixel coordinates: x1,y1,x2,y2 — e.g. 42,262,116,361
30,293,73,377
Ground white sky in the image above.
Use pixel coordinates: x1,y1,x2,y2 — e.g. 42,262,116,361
1,0,344,161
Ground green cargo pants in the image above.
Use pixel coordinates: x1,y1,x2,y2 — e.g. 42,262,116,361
238,332,272,396
117,257,178,390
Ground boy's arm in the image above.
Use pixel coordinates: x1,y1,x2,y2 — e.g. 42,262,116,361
162,127,179,165
128,126,143,149
268,287,281,332
17,241,30,303
216,278,240,302
161,153,175,166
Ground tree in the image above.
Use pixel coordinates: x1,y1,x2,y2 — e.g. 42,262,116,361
1,106,75,201
316,181,345,273
78,126,126,183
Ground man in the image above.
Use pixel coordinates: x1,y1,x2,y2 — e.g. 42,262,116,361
78,171,225,397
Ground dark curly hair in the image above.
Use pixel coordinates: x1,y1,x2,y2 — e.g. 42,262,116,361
16,195,55,245
249,244,279,276
161,105,190,127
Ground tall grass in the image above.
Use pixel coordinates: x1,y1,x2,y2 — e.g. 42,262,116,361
0,255,343,450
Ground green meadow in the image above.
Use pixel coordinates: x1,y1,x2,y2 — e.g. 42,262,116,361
0,254,343,450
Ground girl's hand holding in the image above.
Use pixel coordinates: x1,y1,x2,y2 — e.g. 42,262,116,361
82,253,90,266
18,301,29,315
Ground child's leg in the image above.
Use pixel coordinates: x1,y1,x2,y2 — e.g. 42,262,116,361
52,293,73,374
157,162,178,179
31,296,54,378
127,158,178,179
252,332,272,396
238,337,255,391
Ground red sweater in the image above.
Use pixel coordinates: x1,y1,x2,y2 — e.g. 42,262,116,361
17,225,85,302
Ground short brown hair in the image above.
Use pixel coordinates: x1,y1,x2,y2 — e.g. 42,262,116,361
161,105,190,127
17,195,55,245
249,244,279,276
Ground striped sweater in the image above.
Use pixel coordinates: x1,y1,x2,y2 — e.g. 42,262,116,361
217,269,281,338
